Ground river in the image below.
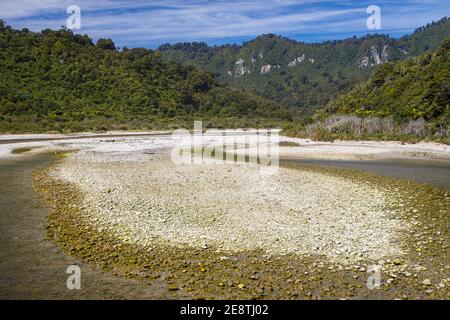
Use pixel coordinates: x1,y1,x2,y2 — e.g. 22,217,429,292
282,158,450,189
0,136,448,298
0,154,180,299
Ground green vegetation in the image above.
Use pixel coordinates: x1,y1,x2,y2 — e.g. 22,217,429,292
278,141,301,147
1,18,448,141
325,39,449,123
284,39,450,143
0,21,296,133
11,146,35,154
159,18,450,114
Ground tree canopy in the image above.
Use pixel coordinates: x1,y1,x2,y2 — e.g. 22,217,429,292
0,22,296,132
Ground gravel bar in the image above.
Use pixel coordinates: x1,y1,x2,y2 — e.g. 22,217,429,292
33,148,450,299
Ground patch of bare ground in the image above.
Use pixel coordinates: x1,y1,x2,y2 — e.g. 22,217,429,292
32,151,450,299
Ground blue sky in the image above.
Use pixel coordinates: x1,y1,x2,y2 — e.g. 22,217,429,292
1,0,449,48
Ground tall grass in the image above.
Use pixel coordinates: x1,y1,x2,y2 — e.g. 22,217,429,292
283,115,449,144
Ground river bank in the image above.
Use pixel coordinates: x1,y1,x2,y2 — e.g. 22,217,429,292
1,131,449,161
1,132,449,299
33,146,449,299
0,153,188,299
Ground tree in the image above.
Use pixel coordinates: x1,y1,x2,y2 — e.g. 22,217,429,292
96,38,116,50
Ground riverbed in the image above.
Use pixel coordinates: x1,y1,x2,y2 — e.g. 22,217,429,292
0,132,449,299
0,154,187,299
282,158,450,189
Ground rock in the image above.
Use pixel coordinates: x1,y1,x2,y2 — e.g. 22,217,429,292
393,259,402,265
415,265,426,272
422,279,432,286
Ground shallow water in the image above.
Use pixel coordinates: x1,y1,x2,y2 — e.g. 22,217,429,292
0,132,170,144
282,158,450,189
1,150,448,299
0,154,178,299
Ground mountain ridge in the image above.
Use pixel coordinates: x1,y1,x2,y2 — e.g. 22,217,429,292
324,38,449,124
0,20,293,133
158,17,450,113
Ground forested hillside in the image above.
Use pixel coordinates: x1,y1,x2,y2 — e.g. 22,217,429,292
159,18,450,114
1,17,448,136
324,38,449,126
0,21,294,133
282,38,449,142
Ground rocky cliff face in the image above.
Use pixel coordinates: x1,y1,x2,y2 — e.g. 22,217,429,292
359,45,389,68
231,52,316,77
234,58,250,77
158,18,450,112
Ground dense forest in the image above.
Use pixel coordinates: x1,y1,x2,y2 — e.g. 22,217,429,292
282,38,449,142
1,18,449,139
0,21,295,133
159,18,450,114
323,38,449,125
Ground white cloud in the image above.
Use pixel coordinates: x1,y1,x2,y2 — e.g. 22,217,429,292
1,0,448,47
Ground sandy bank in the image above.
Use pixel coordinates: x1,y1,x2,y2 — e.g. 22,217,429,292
277,137,450,161
51,151,409,264
34,148,450,299
1,131,449,162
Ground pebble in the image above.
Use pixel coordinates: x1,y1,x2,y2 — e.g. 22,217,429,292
422,279,432,286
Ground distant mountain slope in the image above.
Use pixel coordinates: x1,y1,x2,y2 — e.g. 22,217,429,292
0,21,292,133
158,17,450,113
324,38,449,126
